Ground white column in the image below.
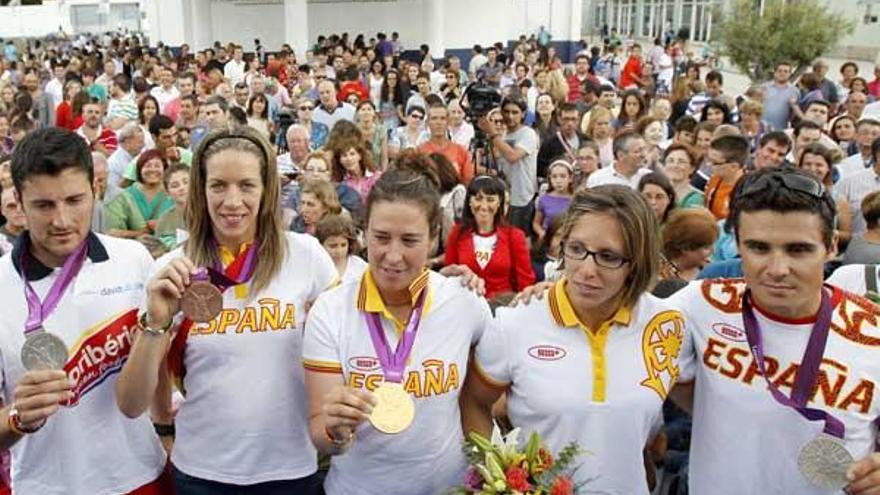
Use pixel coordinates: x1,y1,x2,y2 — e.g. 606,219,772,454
649,2,656,38
689,1,697,41
423,0,445,58
284,0,309,59
189,0,213,50
706,6,713,41
568,0,583,42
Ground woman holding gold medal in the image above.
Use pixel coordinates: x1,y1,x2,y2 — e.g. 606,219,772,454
303,167,493,495
461,185,687,495
116,126,338,494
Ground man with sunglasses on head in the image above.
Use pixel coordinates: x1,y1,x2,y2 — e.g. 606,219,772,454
669,167,880,494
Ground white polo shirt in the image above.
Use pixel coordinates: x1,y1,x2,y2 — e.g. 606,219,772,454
475,279,685,495
303,269,491,495
670,279,880,495
585,163,652,189
158,232,336,484
0,233,166,495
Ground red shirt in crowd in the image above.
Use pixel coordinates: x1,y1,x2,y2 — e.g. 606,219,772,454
619,56,643,89
444,223,535,300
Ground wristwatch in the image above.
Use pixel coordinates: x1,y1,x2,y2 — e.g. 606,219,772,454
138,312,173,336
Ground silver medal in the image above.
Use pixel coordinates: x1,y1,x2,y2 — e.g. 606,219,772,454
20,328,69,371
798,435,854,491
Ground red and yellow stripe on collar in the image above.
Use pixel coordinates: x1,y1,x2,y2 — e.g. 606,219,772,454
356,268,432,332
547,278,631,403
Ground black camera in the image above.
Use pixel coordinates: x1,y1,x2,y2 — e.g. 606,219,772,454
461,80,501,120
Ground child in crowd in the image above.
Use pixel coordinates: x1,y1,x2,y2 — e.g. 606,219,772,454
315,213,367,284
532,159,574,243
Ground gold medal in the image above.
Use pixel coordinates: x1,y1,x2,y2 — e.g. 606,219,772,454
369,382,414,434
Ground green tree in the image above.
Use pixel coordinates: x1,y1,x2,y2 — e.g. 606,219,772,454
714,0,854,83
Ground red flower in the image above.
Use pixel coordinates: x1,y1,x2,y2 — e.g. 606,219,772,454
505,466,533,492
535,448,554,471
550,476,574,495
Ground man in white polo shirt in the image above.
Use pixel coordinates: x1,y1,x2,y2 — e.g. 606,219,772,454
669,168,880,494
586,131,651,188
0,128,167,495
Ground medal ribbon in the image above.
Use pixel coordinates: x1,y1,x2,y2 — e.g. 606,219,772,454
364,290,427,383
200,241,259,292
22,240,89,335
742,288,845,438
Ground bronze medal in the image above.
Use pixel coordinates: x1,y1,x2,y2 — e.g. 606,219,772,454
181,280,223,323
369,382,415,434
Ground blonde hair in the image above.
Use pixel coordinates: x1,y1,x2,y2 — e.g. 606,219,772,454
586,106,613,139
184,126,286,295
301,178,342,216
559,185,660,310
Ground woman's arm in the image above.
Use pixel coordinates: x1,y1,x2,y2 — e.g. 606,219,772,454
508,228,537,291
305,370,375,455
116,257,194,418
836,196,853,245
459,358,504,437
532,197,546,241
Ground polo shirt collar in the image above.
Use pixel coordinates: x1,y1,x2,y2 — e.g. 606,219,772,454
356,268,433,330
547,277,631,330
11,231,108,281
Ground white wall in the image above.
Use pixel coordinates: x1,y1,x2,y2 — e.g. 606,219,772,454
0,4,65,38
211,1,286,51
307,0,425,50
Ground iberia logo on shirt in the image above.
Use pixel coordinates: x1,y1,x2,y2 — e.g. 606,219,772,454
62,308,138,407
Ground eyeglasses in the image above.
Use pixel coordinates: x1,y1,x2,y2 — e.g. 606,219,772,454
562,241,630,269
739,172,825,199
299,105,314,111
410,113,424,120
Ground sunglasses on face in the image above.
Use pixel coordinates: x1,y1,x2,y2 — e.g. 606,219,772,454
299,106,314,111
410,113,424,120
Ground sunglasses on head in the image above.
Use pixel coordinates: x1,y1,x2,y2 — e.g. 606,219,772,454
739,172,825,200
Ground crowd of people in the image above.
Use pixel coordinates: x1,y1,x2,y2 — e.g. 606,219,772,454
1,25,880,495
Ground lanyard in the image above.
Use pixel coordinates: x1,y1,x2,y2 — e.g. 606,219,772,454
22,241,88,334
363,290,427,383
741,288,844,438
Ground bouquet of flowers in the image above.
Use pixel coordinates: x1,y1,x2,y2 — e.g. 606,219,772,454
454,426,584,495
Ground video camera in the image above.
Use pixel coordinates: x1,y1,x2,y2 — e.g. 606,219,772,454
460,79,502,120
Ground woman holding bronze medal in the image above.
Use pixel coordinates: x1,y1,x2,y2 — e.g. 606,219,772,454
461,186,686,495
302,167,492,495
116,126,337,494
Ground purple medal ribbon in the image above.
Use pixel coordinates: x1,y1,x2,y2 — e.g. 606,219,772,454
742,287,844,438
22,241,89,335
202,241,259,292
364,290,427,383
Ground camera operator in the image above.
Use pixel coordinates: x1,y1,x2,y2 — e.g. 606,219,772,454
477,95,538,235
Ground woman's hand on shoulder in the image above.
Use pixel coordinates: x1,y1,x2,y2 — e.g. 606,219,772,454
509,281,554,307
439,264,487,297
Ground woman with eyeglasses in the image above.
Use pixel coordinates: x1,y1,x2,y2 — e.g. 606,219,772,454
389,105,426,161
117,127,337,494
461,185,685,495
295,96,329,150
444,175,535,303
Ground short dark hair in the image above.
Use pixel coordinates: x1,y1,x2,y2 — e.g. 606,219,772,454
501,95,527,113
705,70,723,85
11,127,93,193
805,99,831,111
149,114,175,137
598,84,616,96
112,73,131,93
759,131,791,151
365,167,442,239
204,95,229,112
728,167,837,248
793,119,822,138
674,115,698,133
710,134,750,165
